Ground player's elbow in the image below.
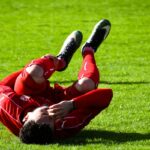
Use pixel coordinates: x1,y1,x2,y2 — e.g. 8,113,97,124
103,88,113,108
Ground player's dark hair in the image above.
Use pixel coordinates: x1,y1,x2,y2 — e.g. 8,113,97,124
19,121,53,144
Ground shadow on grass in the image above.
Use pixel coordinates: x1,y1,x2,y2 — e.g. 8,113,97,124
51,80,150,85
55,130,150,145
100,81,150,85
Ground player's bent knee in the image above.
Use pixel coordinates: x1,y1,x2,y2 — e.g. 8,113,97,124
75,77,96,93
26,65,45,84
26,65,43,77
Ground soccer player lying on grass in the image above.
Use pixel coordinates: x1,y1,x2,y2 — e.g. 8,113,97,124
0,19,113,144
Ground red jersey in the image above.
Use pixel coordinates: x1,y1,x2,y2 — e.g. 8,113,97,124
0,85,54,136
0,85,112,138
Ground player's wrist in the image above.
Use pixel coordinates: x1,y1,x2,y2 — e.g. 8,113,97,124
70,100,76,110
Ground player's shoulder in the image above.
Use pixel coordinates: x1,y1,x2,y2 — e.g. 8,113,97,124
0,85,13,93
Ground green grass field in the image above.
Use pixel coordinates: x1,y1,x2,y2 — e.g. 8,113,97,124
0,0,150,149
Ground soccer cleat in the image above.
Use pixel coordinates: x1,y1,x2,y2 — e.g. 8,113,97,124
82,19,111,53
57,30,83,71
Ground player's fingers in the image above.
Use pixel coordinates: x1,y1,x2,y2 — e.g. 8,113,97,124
48,110,63,119
47,108,61,113
49,104,61,109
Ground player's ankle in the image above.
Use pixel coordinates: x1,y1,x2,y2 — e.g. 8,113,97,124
56,58,66,71
82,46,94,56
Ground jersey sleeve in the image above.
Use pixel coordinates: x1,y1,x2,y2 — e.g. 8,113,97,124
54,88,113,139
73,88,113,109
54,108,101,139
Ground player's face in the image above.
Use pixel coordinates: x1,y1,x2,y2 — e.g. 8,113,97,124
23,106,54,130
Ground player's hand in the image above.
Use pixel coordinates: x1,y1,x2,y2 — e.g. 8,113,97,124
47,100,74,119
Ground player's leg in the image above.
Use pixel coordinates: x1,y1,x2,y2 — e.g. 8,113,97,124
75,19,111,93
57,30,82,71
41,30,82,72
75,48,99,93
14,31,82,95
59,19,111,99
73,19,112,107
